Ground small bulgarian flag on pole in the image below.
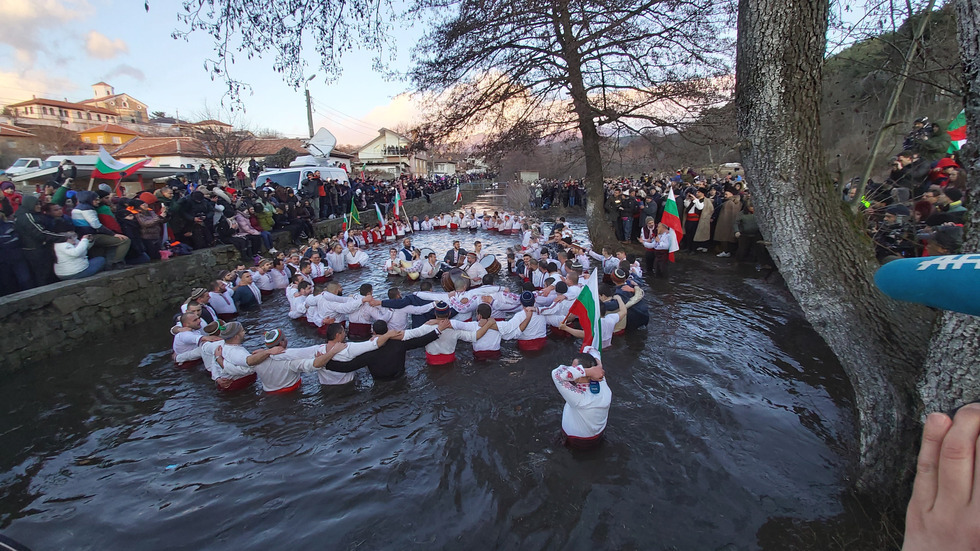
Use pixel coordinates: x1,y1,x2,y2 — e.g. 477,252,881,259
661,187,684,262
349,197,360,224
374,202,385,224
453,184,462,204
567,268,602,355
341,213,349,243
394,190,403,219
948,110,967,153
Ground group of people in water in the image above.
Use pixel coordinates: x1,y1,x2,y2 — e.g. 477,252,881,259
168,207,649,448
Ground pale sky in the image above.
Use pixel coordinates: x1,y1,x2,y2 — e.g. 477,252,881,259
0,0,426,146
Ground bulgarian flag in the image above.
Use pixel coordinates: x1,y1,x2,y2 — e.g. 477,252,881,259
374,202,385,223
349,197,360,224
948,110,967,153
453,184,462,204
93,146,151,182
341,214,349,243
661,187,683,262
394,190,403,219
567,268,602,355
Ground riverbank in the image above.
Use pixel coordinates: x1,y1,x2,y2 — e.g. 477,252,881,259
0,187,475,374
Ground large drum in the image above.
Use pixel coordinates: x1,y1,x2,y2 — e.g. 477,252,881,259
419,247,435,260
441,268,470,292
480,254,501,274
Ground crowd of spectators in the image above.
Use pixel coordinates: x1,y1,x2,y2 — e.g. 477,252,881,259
0,171,471,297
855,117,968,262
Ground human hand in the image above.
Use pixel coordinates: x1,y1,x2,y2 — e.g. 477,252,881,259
322,317,335,326
214,345,223,359
524,306,535,315
114,233,126,239
437,319,452,331
735,231,741,238
369,299,382,307
267,345,286,355
903,404,980,551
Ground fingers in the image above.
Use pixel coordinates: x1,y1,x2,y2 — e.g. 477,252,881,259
909,412,952,514
936,404,980,511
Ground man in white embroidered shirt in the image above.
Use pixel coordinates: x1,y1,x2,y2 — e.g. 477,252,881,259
551,351,610,450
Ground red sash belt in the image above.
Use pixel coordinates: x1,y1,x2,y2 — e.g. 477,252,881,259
312,276,329,284
613,329,626,337
347,322,372,341
174,358,203,369
218,372,257,392
260,289,274,296
426,352,456,365
686,213,700,221
562,429,605,450
518,337,547,351
347,263,361,269
550,326,571,338
450,223,459,229
473,349,501,360
267,378,302,394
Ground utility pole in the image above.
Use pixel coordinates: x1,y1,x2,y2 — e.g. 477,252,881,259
304,74,317,139
305,88,314,139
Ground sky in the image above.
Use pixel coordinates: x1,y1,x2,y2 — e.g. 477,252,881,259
0,0,426,146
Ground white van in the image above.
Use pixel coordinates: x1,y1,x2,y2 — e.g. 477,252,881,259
255,162,349,193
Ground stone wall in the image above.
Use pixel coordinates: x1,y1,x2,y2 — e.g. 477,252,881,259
0,188,484,374
0,246,239,374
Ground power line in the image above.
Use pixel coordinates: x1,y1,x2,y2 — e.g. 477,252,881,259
310,99,379,132
310,107,377,138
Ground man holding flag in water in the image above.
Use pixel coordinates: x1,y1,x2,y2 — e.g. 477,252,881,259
551,268,611,450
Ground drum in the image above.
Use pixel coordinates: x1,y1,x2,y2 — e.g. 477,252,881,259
441,268,469,292
480,254,501,274
419,247,435,260
402,260,420,281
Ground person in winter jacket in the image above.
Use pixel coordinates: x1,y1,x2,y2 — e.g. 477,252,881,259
70,190,130,267
54,232,106,279
14,195,68,287
1,181,23,217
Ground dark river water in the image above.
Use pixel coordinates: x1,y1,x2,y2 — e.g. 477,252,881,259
0,193,866,550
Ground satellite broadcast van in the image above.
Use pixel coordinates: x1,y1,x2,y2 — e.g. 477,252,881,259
255,128,349,191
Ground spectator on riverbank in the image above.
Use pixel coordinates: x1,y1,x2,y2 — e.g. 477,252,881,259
54,232,106,280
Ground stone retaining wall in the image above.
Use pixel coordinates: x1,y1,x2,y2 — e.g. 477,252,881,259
0,188,480,374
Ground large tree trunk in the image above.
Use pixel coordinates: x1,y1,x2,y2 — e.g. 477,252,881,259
735,0,934,501
555,5,618,248
919,0,980,413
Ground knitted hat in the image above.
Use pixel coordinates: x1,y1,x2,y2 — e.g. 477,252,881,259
219,321,243,339
139,192,158,204
263,329,283,346
520,291,536,307
203,321,223,336
98,183,112,194
189,287,207,300
434,301,451,317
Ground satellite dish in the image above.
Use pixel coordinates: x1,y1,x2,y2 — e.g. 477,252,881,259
306,128,337,157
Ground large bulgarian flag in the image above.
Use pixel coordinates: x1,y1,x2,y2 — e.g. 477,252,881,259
661,187,683,262
567,268,602,355
394,190,403,219
948,110,967,153
93,146,151,182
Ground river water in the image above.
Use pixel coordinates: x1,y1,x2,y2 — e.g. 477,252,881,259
0,193,866,550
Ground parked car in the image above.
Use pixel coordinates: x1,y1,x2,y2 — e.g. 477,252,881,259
4,158,43,176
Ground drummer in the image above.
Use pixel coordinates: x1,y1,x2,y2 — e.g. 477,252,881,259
420,251,441,279
463,251,487,287
472,240,487,261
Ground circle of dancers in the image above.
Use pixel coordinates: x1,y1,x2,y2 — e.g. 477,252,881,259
169,207,650,448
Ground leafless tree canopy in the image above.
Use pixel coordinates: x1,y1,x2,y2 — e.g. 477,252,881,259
408,0,735,157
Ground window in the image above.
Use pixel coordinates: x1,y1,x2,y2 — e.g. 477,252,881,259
87,113,92,120
97,135,104,144
29,107,34,114
41,107,47,115
77,111,82,118
112,137,121,144
97,114,101,121
83,137,92,143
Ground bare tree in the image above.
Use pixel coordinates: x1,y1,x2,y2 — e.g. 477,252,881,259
408,0,733,246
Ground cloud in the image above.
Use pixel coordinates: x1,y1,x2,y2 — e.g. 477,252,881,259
102,64,145,82
0,69,78,104
0,0,92,63
85,31,128,59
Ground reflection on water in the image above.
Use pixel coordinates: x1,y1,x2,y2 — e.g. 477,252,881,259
0,195,866,550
